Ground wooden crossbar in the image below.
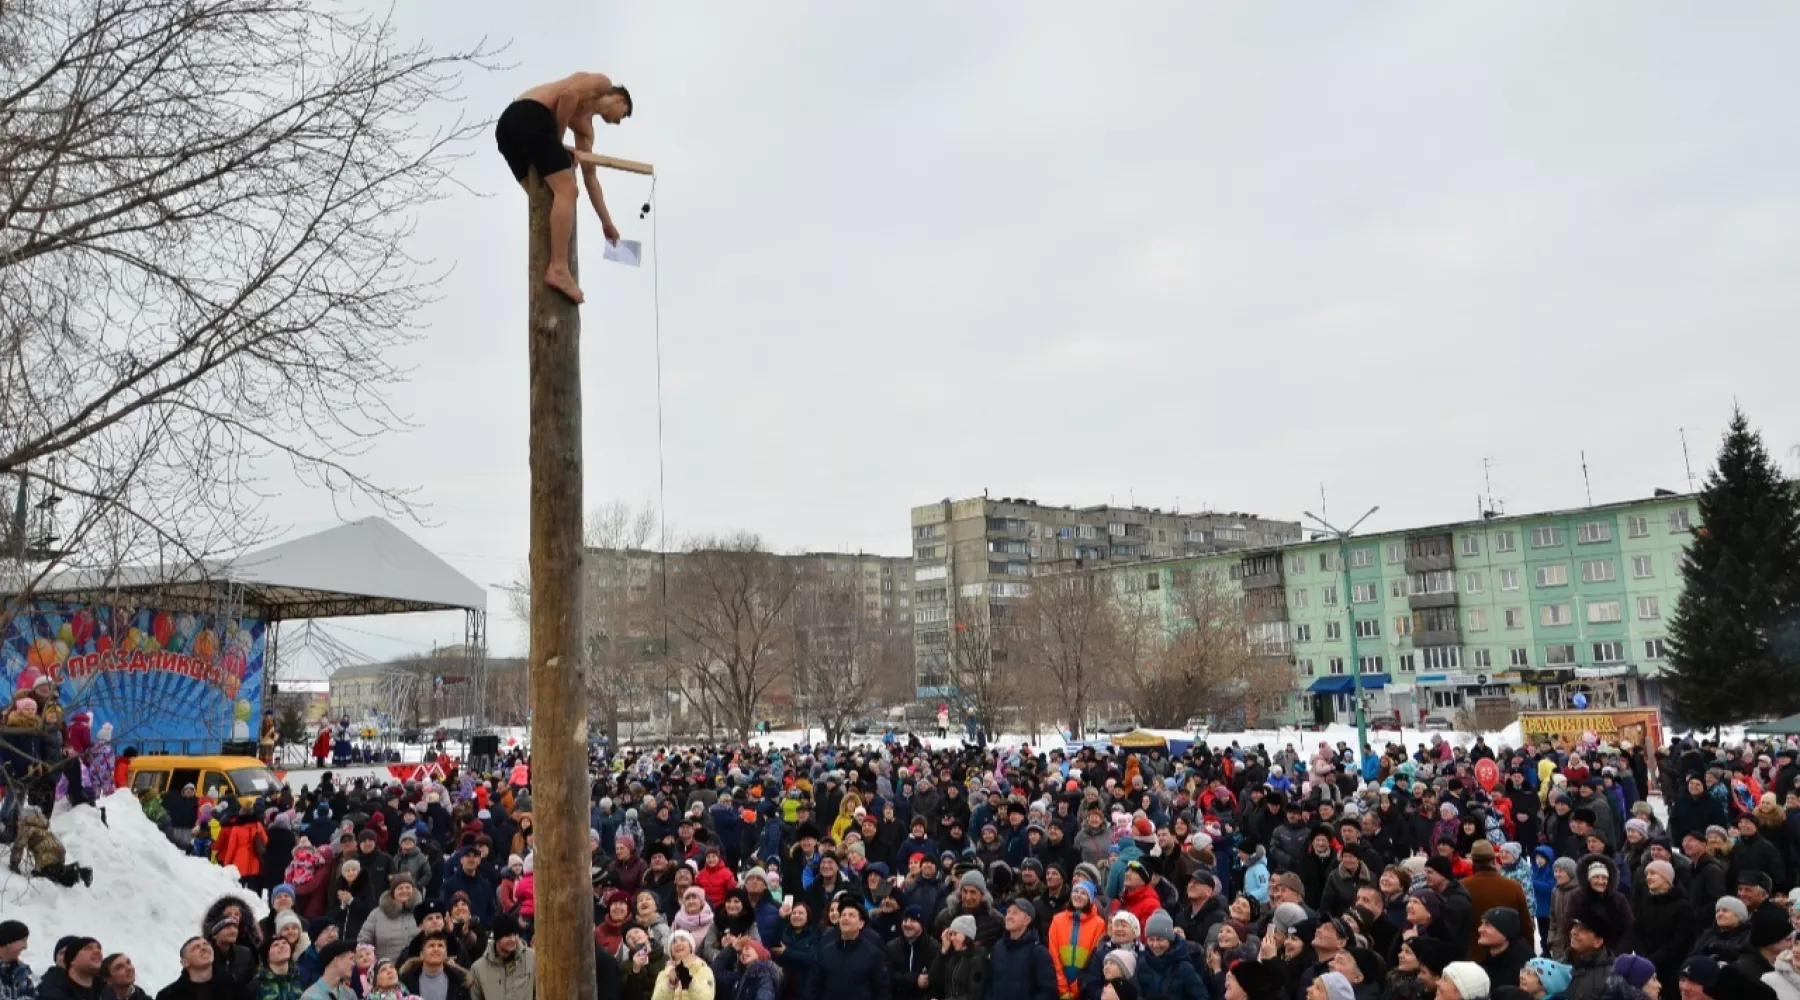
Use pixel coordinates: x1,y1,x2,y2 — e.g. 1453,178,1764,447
565,146,655,176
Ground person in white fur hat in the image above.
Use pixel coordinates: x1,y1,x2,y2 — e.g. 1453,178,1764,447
1438,961,1491,1000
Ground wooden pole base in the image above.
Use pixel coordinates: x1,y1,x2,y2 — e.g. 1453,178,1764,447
525,168,597,1000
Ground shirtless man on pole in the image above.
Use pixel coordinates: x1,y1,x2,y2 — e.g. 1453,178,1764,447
494,72,633,303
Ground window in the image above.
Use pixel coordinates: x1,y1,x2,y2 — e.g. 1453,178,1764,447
1541,604,1573,626
1577,521,1611,544
1319,552,1336,572
1394,615,1413,636
1107,523,1127,537
1290,589,1309,609
1430,689,1464,710
1358,655,1385,674
1299,658,1316,676
1669,508,1692,532
915,565,948,582
1593,641,1625,664
1644,638,1668,660
1627,516,1649,538
1421,646,1462,671
1322,585,1339,606
1636,596,1660,620
1293,624,1313,643
1494,530,1517,553
1581,559,1616,583
1325,621,1342,640
1509,647,1531,667
1414,570,1454,594
1536,564,1569,587
1390,578,1410,599
1289,554,1306,574
915,606,949,624
1472,648,1493,668
1499,568,1521,591
1077,524,1099,539
1505,607,1525,629
1545,643,1577,665
1145,572,1160,591
1355,619,1381,639
1467,610,1488,631
1631,555,1654,579
1461,534,1481,557
1328,657,1346,675
1587,600,1622,624
1416,607,1458,633
1531,527,1563,548
1352,583,1378,603
1398,653,1417,672
1672,550,1688,574
1350,548,1374,568
1464,572,1484,594
1386,542,1405,564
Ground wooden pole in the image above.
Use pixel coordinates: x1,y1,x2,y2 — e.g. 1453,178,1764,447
525,168,596,1000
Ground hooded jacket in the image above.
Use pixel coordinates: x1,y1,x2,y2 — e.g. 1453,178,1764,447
357,887,420,964
468,936,536,1000
987,929,1057,1000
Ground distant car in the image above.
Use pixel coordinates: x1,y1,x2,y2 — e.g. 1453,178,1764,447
1370,715,1403,732
1095,718,1138,735
1420,716,1454,731
850,718,878,736
1181,718,1212,736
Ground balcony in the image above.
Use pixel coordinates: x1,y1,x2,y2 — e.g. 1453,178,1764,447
1408,590,1458,611
1404,534,1455,574
1413,623,1462,647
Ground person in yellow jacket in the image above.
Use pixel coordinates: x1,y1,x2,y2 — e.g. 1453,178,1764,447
1538,758,1558,804
1048,881,1108,1000
651,930,716,1000
830,794,864,844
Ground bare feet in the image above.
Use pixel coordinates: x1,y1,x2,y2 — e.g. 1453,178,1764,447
544,265,585,304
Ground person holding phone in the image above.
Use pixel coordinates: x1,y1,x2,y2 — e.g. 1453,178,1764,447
653,930,716,1000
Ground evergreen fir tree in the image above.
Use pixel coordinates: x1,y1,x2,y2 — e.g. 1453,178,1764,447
1664,409,1800,729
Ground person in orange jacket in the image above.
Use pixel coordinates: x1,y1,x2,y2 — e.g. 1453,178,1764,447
1049,880,1108,999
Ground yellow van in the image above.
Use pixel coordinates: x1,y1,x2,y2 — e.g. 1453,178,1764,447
127,755,281,808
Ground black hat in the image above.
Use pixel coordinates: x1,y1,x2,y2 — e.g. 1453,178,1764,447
52,936,82,965
1227,958,1286,1000
796,822,823,841
1738,870,1774,894
1346,947,1386,985
491,912,523,940
416,900,446,919
1407,937,1459,976
1750,903,1793,949
1710,965,1780,1000
1682,957,1722,989
1481,907,1522,942
0,922,27,949
1571,807,1598,825
1424,856,1455,880
317,940,356,969
1571,912,1615,945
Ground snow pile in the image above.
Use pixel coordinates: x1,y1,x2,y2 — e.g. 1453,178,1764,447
0,790,264,991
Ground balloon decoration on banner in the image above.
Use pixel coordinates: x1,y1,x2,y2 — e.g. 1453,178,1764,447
1571,692,1589,710
1474,757,1500,792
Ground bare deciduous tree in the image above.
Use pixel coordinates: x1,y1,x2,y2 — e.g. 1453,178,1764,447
1015,576,1125,739
664,535,799,741
1118,569,1272,727
790,568,912,745
937,595,1015,741
0,0,493,596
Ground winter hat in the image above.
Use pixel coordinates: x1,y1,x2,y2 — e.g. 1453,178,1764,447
1750,903,1793,949
1110,910,1142,939
1553,857,1579,879
1270,871,1305,896
1104,950,1138,980
1738,870,1775,894
0,921,27,948
1625,818,1650,839
316,940,356,969
96,722,113,742
1481,907,1521,941
959,870,988,894
1681,957,1722,989
902,905,926,925
490,913,523,940
274,911,305,934
1317,971,1355,1000
1410,889,1444,922
1228,959,1287,1000
1272,902,1309,935
1584,863,1609,882
1612,955,1656,989
948,915,979,941
1717,897,1751,923
744,866,769,886
1072,881,1098,906
1425,857,1456,880
1144,909,1176,941
272,884,297,904
1408,938,1459,977
1527,958,1573,998
1645,860,1675,886
522,854,535,875
1009,898,1036,920
1469,840,1496,864
1441,962,1490,1000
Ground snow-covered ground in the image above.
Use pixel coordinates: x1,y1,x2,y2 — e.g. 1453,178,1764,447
0,791,264,991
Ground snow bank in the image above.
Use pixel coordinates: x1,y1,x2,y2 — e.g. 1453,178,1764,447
0,790,264,991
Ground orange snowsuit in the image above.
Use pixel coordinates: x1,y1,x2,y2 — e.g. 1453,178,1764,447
1047,905,1107,999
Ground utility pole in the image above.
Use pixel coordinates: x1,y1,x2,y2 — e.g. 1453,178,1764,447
1303,505,1380,770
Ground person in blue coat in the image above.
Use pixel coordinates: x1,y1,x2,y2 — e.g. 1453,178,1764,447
986,902,1057,1000
1237,843,1270,904
1138,911,1209,1000
1531,846,1558,951
438,848,499,924
808,905,890,1000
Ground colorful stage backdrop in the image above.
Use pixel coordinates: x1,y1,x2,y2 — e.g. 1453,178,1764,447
2,601,266,750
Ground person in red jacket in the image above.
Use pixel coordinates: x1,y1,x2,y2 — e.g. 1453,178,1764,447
312,727,331,767
695,844,738,908
1111,860,1161,931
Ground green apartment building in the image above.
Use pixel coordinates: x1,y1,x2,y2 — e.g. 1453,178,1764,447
1103,491,1699,726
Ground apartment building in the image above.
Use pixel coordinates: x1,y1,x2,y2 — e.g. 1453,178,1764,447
1099,491,1698,725
909,495,1303,698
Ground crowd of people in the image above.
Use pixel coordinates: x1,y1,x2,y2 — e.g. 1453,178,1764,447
11,727,1800,1000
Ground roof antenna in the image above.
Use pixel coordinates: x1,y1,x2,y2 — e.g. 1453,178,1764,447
1318,483,1328,525
1581,450,1594,506
1680,428,1696,492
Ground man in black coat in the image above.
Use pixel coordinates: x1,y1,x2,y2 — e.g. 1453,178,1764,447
1729,817,1787,892
809,905,891,1000
886,907,940,1000
986,902,1056,1000
1475,908,1530,994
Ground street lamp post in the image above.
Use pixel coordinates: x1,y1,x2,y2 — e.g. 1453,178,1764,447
1302,505,1379,770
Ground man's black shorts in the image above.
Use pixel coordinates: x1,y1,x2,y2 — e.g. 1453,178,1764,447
495,99,572,182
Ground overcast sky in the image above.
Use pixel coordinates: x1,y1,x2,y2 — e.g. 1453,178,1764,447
269,4,1800,671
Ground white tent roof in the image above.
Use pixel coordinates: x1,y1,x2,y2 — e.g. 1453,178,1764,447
11,518,487,620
